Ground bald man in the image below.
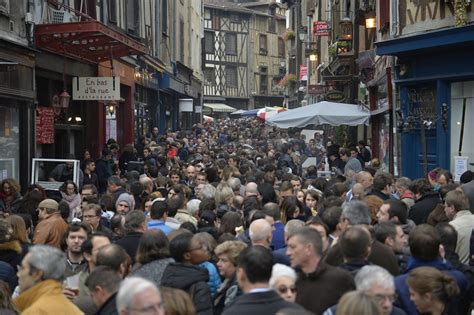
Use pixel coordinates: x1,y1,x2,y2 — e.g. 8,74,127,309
249,219,273,249
245,182,259,198
346,171,374,202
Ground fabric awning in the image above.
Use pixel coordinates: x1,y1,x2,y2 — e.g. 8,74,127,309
203,103,236,113
35,21,147,64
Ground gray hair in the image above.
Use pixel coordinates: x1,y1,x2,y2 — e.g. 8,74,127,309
186,199,201,216
27,245,67,282
284,219,305,238
355,265,394,291
395,177,412,189
269,263,297,289
201,184,216,199
124,210,147,232
227,177,241,192
341,200,371,225
116,277,160,312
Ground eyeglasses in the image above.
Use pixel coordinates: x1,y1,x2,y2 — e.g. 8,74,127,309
129,302,164,314
277,286,296,294
374,293,397,303
187,245,203,252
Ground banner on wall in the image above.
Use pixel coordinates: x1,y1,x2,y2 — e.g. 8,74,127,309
36,107,55,144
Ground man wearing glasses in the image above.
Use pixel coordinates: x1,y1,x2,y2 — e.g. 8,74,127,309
33,199,68,249
82,204,112,237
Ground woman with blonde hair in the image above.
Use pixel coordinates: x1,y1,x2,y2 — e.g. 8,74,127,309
214,184,234,208
406,267,460,315
161,287,196,315
213,240,247,315
336,290,382,315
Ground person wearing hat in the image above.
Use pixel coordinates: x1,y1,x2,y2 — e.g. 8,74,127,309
115,193,135,215
33,199,68,249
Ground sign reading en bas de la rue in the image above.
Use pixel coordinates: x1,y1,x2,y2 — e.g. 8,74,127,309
72,77,120,100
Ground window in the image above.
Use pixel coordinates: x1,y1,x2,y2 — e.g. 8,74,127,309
179,18,185,62
107,0,117,23
226,67,238,87
126,0,139,35
260,67,268,95
278,38,285,57
259,34,268,55
204,9,211,20
268,18,276,33
162,0,168,35
230,14,240,23
225,33,237,55
204,31,214,53
204,68,215,85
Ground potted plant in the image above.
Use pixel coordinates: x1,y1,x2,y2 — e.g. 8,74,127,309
283,30,296,41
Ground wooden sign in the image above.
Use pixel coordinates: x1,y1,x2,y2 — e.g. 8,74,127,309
72,77,120,100
324,90,346,102
36,107,55,144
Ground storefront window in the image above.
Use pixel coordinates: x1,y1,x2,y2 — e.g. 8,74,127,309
0,105,19,180
451,81,474,173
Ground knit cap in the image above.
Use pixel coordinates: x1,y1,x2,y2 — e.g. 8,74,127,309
115,193,135,210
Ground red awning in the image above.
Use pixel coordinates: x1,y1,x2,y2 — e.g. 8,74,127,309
35,21,147,64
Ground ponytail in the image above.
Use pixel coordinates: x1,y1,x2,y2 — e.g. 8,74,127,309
440,273,460,303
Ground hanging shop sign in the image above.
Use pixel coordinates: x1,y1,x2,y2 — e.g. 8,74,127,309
72,77,121,100
324,90,346,102
313,21,330,36
300,65,308,81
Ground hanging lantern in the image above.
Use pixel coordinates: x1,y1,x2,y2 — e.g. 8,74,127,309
339,18,353,41
59,90,71,109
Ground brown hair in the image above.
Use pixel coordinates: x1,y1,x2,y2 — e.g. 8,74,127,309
6,215,28,243
0,178,20,196
407,267,459,304
444,189,469,212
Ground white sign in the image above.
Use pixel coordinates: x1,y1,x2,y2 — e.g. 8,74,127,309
453,156,469,182
179,99,193,112
72,77,120,100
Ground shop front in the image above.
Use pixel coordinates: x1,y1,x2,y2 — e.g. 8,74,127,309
0,42,35,189
376,25,474,179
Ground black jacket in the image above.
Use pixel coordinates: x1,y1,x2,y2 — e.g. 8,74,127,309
408,192,440,225
114,232,143,264
97,292,118,315
161,263,213,315
222,290,303,315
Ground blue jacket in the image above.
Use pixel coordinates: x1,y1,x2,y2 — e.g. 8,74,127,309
199,261,222,298
271,222,285,250
394,257,469,315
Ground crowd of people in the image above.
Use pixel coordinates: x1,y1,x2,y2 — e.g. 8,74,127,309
0,117,473,315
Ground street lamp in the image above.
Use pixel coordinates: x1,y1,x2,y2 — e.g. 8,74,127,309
365,11,376,29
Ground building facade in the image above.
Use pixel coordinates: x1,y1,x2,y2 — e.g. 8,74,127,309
376,0,474,179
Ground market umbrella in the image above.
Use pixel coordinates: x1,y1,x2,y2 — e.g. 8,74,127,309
266,101,370,128
257,107,287,121
203,115,214,122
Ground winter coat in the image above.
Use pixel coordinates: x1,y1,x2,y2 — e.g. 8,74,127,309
115,232,143,264
295,262,355,315
324,240,400,276
14,279,84,315
394,257,469,315
222,290,303,315
0,192,22,213
96,292,118,315
95,158,113,193
213,275,240,315
33,213,68,248
131,258,174,287
0,240,24,271
199,261,221,297
408,192,440,225
161,263,213,315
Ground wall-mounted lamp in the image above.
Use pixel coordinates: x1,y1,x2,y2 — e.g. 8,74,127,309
298,25,307,41
365,11,377,29
67,116,82,123
106,100,118,116
309,52,318,62
339,18,353,41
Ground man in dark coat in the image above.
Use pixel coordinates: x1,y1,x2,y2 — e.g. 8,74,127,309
223,246,303,315
85,266,121,315
407,178,440,225
324,201,400,276
287,227,355,315
95,149,114,194
115,210,146,264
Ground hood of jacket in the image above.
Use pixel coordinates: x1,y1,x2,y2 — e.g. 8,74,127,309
161,262,209,290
